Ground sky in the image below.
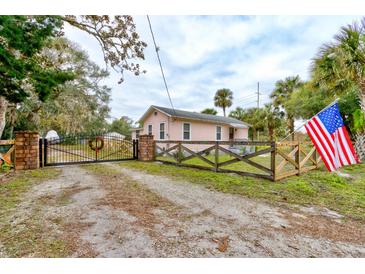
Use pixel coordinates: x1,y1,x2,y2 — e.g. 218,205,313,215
64,16,363,123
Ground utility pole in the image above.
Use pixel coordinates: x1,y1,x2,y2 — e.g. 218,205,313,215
257,82,260,108
257,82,260,141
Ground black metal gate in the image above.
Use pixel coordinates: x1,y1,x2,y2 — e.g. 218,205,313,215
40,134,138,166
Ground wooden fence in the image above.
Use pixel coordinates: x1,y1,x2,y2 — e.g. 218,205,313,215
154,140,322,181
0,140,15,169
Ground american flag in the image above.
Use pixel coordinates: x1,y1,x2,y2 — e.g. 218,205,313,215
305,102,360,172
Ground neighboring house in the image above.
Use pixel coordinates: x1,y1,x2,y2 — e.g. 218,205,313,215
103,132,125,140
131,105,250,151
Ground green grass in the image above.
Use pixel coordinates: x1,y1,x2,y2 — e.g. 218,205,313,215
120,161,365,220
0,168,61,214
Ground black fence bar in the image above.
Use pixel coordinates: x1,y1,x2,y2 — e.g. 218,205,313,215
44,138,48,166
39,138,43,168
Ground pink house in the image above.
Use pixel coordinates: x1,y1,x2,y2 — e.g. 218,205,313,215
131,106,250,149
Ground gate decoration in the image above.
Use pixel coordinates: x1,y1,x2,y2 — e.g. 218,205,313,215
88,136,104,152
41,134,138,166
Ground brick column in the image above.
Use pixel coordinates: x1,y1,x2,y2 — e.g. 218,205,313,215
138,135,155,161
15,131,39,170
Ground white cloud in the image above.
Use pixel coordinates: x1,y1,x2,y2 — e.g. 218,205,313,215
64,15,363,120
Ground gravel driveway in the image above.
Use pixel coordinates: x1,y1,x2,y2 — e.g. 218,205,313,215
4,163,365,257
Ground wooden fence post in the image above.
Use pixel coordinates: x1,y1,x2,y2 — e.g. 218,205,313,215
295,141,301,175
177,141,182,164
314,149,319,168
271,141,276,181
214,141,219,172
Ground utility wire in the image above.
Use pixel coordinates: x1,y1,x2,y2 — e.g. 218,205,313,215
235,93,257,102
235,96,257,105
146,15,176,114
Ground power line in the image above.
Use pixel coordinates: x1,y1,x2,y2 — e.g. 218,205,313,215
235,93,257,103
238,100,258,108
146,15,175,114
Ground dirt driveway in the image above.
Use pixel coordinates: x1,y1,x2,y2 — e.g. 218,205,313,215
2,163,365,257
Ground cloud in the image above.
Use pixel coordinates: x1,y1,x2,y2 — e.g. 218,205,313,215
64,15,363,121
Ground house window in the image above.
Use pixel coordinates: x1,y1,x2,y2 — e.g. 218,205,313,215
159,123,165,140
148,124,152,135
136,130,140,139
216,126,222,141
183,123,191,140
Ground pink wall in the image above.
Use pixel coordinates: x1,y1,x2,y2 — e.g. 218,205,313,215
142,110,170,139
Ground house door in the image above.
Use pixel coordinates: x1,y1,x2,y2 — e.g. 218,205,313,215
229,127,234,140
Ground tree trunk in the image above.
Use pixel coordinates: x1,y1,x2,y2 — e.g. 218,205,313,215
268,127,274,141
354,85,365,161
287,116,295,141
0,96,8,139
223,107,226,117
252,128,257,141
354,133,365,162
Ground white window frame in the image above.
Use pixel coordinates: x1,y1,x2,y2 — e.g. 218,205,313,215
159,122,166,140
148,124,153,136
182,122,191,141
216,126,222,141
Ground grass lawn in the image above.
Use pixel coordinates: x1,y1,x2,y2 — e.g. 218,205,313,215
120,161,365,221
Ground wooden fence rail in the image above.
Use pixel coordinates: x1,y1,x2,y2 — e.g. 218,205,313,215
154,140,322,181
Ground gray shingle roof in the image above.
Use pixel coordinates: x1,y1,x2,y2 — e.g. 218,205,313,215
149,105,250,127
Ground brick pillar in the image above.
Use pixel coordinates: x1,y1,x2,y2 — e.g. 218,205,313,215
138,135,155,161
15,131,39,170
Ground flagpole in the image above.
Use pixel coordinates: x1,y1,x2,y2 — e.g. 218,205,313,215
279,98,339,142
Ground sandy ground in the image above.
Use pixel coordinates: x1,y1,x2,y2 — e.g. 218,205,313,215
3,163,365,257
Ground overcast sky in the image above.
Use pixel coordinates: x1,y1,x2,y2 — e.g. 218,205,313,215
64,16,362,122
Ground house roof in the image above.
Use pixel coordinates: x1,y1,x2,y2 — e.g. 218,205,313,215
139,105,250,128
103,132,125,138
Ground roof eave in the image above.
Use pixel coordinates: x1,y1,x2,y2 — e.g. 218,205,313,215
138,105,172,123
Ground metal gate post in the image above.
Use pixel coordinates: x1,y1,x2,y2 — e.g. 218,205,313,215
136,140,139,159
39,138,43,168
43,138,48,166
95,137,98,162
133,139,139,159
133,140,136,159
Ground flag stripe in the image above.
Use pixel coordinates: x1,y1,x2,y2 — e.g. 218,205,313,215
337,128,352,164
305,124,334,171
308,120,337,169
341,126,360,163
313,117,336,154
312,117,340,168
339,127,356,164
333,131,348,166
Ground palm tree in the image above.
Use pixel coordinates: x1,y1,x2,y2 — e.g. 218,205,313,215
312,19,365,160
201,108,217,115
263,103,284,141
214,88,233,117
229,107,265,140
270,75,303,140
